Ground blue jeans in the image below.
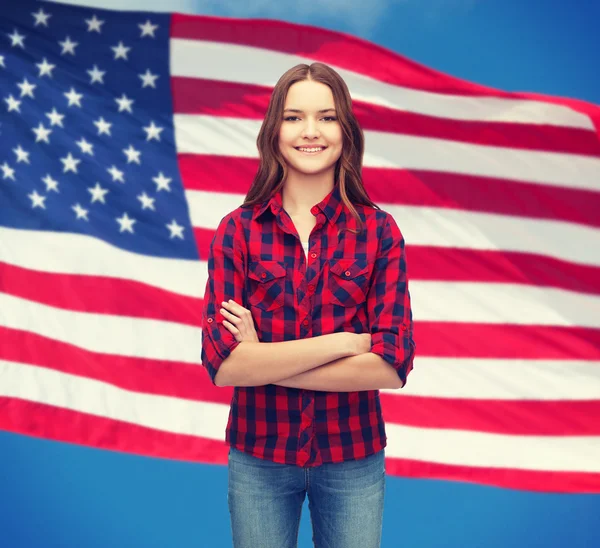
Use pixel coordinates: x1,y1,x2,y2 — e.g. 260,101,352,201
227,446,386,548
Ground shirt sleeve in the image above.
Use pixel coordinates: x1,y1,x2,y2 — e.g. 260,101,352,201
367,213,416,387
200,213,245,386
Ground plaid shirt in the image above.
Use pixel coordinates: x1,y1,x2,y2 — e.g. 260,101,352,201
201,183,415,467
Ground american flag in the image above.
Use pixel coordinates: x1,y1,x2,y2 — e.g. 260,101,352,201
1,0,599,493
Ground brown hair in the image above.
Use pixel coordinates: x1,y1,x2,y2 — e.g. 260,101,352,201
242,62,380,235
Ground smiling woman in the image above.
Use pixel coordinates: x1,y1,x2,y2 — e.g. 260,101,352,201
200,61,415,548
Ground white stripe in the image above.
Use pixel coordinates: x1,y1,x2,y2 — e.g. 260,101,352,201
0,226,204,298
2,360,598,473
170,39,594,131
174,114,600,192
186,189,600,267
0,293,201,363
381,358,600,400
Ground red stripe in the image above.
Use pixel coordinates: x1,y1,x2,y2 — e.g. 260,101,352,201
385,457,600,493
0,262,203,326
172,77,600,157
1,398,597,493
380,395,600,435
179,155,600,229
193,227,600,296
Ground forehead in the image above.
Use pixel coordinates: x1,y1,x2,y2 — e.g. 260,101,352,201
284,80,335,108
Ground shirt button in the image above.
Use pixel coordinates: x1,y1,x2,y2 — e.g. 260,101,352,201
401,324,407,331
311,206,319,215
261,272,266,278
308,284,315,292
344,270,351,277
207,317,214,323
303,319,309,326
310,252,317,259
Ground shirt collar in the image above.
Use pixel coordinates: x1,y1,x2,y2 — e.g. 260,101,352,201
252,183,344,226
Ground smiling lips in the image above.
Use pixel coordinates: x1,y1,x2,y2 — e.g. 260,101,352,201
295,146,326,154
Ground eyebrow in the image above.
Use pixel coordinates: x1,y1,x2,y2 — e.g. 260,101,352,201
283,108,337,114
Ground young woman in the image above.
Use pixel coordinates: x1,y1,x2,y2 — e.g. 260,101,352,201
201,62,416,548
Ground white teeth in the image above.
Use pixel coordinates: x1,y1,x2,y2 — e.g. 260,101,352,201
298,147,323,152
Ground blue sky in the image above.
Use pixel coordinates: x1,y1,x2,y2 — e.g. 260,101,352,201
49,0,600,105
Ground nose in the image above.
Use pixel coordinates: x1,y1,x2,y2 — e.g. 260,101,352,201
301,118,320,138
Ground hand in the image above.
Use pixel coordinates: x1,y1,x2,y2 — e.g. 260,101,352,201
220,299,260,343
352,333,372,356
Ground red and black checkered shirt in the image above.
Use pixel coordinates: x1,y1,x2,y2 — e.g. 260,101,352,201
201,183,415,467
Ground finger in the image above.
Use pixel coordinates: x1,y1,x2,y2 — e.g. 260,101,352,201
220,308,241,323
224,299,249,315
222,320,241,342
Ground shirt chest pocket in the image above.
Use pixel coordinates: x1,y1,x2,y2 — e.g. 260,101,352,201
327,258,370,307
247,260,287,312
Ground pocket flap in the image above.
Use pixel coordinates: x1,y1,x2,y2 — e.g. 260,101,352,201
329,258,369,279
248,260,287,283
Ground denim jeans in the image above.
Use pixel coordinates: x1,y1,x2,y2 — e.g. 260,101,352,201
227,446,386,548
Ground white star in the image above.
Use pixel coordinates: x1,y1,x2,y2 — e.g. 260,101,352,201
107,165,124,183
76,137,94,155
46,108,65,127
59,36,78,55
111,41,130,60
93,117,112,136
137,192,155,211
64,87,83,107
60,152,81,173
116,213,136,233
115,94,134,113
166,219,185,240
88,182,109,203
4,95,21,113
87,65,106,84
17,78,36,98
36,58,56,78
28,190,46,209
139,69,158,88
143,121,164,141
72,203,89,220
152,172,172,192
85,15,104,33
13,145,30,164
32,8,51,27
8,29,25,49
1,162,16,181
139,20,158,38
123,145,141,164
32,123,52,143
0,55,5,68
42,174,59,192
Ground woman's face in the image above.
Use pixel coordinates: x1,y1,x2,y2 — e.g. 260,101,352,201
278,80,343,177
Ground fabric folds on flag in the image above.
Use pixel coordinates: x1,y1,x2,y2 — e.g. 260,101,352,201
1,0,599,493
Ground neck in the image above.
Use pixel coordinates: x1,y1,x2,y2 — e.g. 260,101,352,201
281,170,335,216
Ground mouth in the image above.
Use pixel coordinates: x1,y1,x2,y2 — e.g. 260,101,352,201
294,146,327,155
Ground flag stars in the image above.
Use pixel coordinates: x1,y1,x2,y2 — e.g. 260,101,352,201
13,145,30,164
64,87,83,107
137,192,155,211
115,94,134,113
5,95,21,113
143,121,164,141
72,203,89,220
139,20,158,38
42,174,59,192
107,165,124,183
88,182,109,203
46,108,65,127
32,8,52,27
85,15,104,33
76,137,94,155
29,191,46,209
123,145,141,164
116,213,136,233
1,162,16,181
87,65,106,84
0,55,5,68
139,69,159,88
17,78,36,98
60,152,81,173
32,123,52,143
36,58,56,78
59,36,78,55
8,29,26,49
94,116,112,136
166,220,185,240
112,41,130,60
152,172,172,191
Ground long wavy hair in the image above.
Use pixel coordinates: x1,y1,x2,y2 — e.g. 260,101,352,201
242,62,380,235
